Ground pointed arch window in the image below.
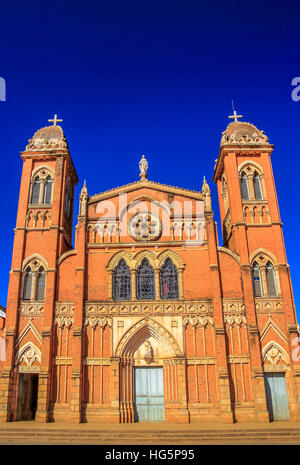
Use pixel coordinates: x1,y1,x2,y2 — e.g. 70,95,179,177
240,172,250,200
43,176,53,204
36,267,46,301
31,177,40,204
160,258,179,300
253,172,263,200
136,259,155,300
113,259,131,301
266,262,277,297
23,267,33,300
252,262,263,297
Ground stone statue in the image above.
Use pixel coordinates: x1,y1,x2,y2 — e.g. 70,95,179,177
139,155,148,180
79,180,88,216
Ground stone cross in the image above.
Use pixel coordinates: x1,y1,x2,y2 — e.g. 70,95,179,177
229,101,243,122
48,114,63,126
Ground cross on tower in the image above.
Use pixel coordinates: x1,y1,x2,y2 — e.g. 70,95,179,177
228,101,243,122
48,114,63,126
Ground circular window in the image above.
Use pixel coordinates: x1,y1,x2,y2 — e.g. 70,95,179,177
128,212,161,241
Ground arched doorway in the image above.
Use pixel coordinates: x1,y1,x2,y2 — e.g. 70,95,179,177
115,318,184,423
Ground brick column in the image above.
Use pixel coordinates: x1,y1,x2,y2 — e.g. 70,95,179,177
206,210,233,423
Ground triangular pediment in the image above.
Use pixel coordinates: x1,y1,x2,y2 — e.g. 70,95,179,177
88,179,204,204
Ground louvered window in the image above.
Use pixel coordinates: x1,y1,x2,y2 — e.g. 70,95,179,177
31,177,40,204
266,263,277,297
240,173,250,200
253,173,263,200
113,259,131,301
136,259,155,300
23,268,32,300
36,267,46,301
160,258,179,300
252,262,262,297
43,177,53,204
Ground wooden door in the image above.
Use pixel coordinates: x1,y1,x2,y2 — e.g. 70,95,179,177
264,373,290,421
135,367,165,422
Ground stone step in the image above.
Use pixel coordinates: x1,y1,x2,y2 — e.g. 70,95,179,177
1,427,300,443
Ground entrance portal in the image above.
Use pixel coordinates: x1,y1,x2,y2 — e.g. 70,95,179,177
17,373,39,421
134,367,165,422
264,373,290,421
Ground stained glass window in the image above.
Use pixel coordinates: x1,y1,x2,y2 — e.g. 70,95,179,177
136,258,155,300
113,259,131,300
160,258,179,300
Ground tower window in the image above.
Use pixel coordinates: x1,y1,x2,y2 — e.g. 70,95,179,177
136,259,155,300
253,172,263,200
43,176,53,204
36,267,46,301
266,262,277,297
240,173,250,200
113,259,131,301
252,262,263,297
31,177,40,205
23,267,33,300
160,258,179,300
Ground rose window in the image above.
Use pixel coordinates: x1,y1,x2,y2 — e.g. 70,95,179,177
128,212,161,241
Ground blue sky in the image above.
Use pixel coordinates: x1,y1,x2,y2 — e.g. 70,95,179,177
0,0,299,317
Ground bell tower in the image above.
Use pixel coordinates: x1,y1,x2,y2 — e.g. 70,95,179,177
213,112,299,420
0,116,78,422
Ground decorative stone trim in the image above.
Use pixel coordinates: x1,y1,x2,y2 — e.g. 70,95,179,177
20,302,44,316
254,298,284,313
85,300,213,316
183,316,214,328
84,358,112,366
228,356,250,363
186,357,216,365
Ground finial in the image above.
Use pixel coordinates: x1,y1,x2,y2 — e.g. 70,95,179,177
228,100,243,122
202,176,210,194
139,154,148,180
48,114,63,126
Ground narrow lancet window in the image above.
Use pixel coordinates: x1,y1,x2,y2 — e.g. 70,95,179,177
31,177,40,204
36,267,46,301
240,173,250,200
266,262,277,297
252,262,263,297
253,172,263,200
43,176,53,204
23,267,33,300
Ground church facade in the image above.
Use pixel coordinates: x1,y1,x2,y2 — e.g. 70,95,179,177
0,115,299,424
